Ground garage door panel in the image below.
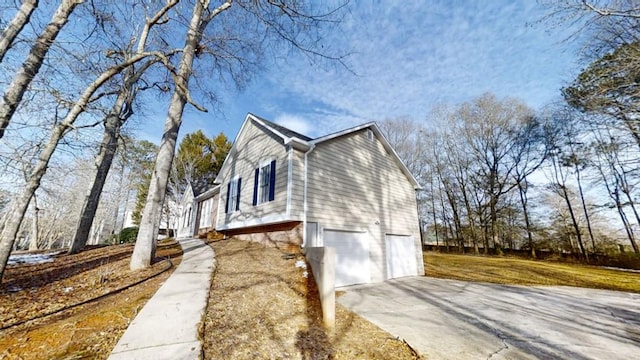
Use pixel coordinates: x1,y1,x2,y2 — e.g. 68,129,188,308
386,234,418,279
324,230,371,287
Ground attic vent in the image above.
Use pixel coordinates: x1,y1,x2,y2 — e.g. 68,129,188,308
366,129,374,141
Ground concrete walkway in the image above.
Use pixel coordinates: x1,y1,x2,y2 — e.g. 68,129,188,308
109,238,216,360
338,277,640,360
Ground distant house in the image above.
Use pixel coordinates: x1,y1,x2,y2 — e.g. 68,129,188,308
212,113,425,287
176,180,214,239
194,185,220,237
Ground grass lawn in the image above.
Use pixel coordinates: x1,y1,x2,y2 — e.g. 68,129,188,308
424,251,640,293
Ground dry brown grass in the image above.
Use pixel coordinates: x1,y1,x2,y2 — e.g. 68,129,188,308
425,251,640,293
202,239,422,360
0,242,182,359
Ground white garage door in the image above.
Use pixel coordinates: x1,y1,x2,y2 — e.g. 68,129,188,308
386,235,418,279
323,230,371,287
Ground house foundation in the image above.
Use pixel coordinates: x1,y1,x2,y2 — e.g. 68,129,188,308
223,221,302,250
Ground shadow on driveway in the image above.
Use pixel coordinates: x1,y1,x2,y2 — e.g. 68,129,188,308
337,277,640,360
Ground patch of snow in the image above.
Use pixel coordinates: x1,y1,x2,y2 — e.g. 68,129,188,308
63,287,74,293
294,260,307,269
8,251,62,265
302,271,308,278
601,266,640,273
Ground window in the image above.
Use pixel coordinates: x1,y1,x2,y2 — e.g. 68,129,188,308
225,177,241,213
253,160,276,205
183,206,191,227
199,198,212,228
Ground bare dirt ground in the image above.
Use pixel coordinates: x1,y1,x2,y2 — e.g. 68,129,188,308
0,241,182,360
202,238,423,360
0,238,424,359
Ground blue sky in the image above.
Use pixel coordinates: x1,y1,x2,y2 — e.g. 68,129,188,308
135,0,583,143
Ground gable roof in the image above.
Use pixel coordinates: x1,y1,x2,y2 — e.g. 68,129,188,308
195,184,220,201
215,113,421,189
311,122,421,190
251,114,312,142
192,178,213,197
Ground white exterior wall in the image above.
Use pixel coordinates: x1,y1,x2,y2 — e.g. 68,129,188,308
177,189,195,239
306,129,424,282
289,149,305,219
216,119,296,230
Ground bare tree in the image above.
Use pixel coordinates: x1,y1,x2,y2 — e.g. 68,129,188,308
132,0,349,269
68,0,179,254
591,123,640,253
456,93,535,253
0,5,174,280
0,0,84,140
0,0,39,63
547,145,589,260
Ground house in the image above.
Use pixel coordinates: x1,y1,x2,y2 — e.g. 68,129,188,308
214,113,425,287
193,185,220,237
176,180,214,239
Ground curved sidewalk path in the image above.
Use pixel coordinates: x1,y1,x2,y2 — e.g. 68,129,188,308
109,238,216,360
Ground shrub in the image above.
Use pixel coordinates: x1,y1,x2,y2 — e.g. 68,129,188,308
119,227,139,244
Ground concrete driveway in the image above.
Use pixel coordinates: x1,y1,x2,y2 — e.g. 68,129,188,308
337,277,640,360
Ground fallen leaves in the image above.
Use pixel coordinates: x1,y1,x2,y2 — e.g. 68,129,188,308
0,241,182,359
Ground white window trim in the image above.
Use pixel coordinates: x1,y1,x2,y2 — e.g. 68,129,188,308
256,159,274,206
228,175,241,213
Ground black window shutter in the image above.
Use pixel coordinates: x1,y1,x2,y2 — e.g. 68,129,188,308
269,160,276,201
252,168,259,206
236,177,242,211
225,182,231,213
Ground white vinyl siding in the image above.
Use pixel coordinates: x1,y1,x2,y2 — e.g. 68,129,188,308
199,197,214,228
216,119,294,230
177,186,195,239
307,129,424,282
289,149,305,218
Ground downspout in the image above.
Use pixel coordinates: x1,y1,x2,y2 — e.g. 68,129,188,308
302,144,316,248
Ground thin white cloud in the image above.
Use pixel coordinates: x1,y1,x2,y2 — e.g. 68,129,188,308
150,0,584,142
274,114,314,137
259,0,581,128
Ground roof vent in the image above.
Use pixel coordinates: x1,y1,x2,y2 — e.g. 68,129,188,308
366,129,374,141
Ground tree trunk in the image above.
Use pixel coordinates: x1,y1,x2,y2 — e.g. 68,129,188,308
613,188,640,253
29,195,39,251
0,0,39,63
130,0,223,269
0,140,52,279
0,0,82,140
562,185,588,261
618,177,640,254
462,191,479,255
517,181,535,258
575,165,596,253
444,190,462,248
68,91,126,254
430,185,439,247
